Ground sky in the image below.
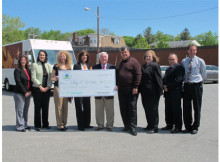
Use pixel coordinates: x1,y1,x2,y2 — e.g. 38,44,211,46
2,0,219,37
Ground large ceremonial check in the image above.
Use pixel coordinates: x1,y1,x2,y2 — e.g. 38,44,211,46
58,69,116,97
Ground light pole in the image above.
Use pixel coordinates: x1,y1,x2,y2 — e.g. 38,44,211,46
84,6,100,54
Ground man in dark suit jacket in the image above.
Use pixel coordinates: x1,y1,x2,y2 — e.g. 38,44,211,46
92,52,116,131
162,53,185,133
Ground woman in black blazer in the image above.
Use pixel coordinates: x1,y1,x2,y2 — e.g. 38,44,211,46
139,50,163,134
73,50,93,131
14,55,32,132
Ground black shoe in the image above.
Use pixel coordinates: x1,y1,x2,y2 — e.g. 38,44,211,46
78,128,85,131
35,128,40,131
170,128,181,133
107,127,113,131
191,129,198,134
182,129,191,133
43,126,51,129
58,128,66,131
147,128,158,134
25,126,31,130
18,129,26,132
122,127,129,132
161,125,173,130
95,127,104,131
130,129,137,136
85,126,93,129
143,126,151,131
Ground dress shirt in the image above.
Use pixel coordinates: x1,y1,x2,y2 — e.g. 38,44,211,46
182,56,207,83
102,64,106,70
81,63,88,70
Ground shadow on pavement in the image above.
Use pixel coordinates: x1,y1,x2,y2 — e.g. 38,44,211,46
2,125,16,131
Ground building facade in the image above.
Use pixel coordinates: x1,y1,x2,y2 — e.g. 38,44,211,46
71,32,126,48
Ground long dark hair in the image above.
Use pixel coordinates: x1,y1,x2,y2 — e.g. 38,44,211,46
18,55,30,70
77,50,89,64
37,50,48,62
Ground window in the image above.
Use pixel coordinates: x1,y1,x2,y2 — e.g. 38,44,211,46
78,38,83,45
115,38,120,45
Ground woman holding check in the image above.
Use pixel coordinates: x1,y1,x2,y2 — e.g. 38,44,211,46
51,51,73,131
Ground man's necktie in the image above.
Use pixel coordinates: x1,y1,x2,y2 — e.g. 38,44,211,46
187,58,193,82
103,65,105,70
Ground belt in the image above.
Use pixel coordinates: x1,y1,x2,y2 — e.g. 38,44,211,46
184,82,202,85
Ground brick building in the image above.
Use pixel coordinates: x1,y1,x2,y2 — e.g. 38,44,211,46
71,32,126,48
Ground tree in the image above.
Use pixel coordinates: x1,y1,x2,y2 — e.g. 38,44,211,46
23,27,41,39
180,28,191,40
123,36,135,47
75,29,96,36
40,30,64,40
154,31,171,42
2,14,25,44
133,34,150,49
155,41,170,48
143,27,155,44
194,31,218,46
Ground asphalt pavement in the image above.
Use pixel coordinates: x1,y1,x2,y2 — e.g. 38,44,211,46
2,83,218,162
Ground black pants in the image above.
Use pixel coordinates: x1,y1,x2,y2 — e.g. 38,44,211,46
118,87,138,130
141,93,160,129
32,87,51,128
164,90,182,129
183,83,203,131
74,97,91,130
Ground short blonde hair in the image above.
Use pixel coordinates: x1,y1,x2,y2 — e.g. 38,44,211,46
56,50,73,69
144,50,159,63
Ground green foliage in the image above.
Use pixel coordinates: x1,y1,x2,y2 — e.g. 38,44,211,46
23,27,41,39
155,41,170,48
123,36,135,47
2,14,218,47
2,14,26,44
174,34,181,41
193,31,218,46
180,28,191,40
143,27,155,44
133,34,150,49
154,31,171,42
75,29,96,36
40,30,65,40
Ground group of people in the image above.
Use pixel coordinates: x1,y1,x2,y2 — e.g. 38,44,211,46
13,44,207,136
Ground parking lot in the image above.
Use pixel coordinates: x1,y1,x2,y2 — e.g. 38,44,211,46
2,83,218,162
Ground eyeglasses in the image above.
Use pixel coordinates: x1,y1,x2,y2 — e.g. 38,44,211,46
169,59,175,61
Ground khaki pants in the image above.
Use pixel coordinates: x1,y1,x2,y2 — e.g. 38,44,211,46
53,86,68,129
95,97,114,128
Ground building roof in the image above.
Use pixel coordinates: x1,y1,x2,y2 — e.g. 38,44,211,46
149,40,201,48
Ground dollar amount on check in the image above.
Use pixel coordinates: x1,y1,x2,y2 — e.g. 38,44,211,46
58,70,116,97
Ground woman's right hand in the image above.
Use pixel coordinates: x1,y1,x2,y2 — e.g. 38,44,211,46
39,86,46,92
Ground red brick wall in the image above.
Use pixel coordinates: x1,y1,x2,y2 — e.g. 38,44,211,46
74,45,218,67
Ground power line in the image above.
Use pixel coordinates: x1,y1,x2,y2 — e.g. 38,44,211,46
101,7,217,21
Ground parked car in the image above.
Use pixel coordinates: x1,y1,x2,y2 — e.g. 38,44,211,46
160,65,169,78
205,65,218,83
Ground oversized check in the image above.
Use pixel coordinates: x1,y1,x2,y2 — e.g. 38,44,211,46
58,70,116,97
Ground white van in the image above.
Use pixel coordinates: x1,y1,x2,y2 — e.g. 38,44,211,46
2,39,77,91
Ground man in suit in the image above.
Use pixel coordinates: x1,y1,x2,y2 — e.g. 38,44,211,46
162,53,185,133
93,52,116,131
182,44,207,134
